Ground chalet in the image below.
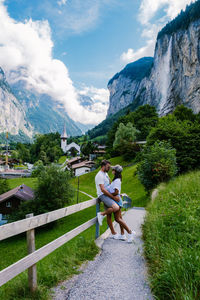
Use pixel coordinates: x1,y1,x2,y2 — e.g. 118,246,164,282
0,184,34,215
67,156,83,168
72,161,95,177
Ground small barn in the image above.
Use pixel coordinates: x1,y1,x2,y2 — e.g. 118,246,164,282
0,184,34,215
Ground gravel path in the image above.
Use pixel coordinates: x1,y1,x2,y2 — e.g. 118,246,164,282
52,208,153,300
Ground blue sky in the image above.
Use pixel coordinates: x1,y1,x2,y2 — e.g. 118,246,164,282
0,0,194,124
5,0,143,88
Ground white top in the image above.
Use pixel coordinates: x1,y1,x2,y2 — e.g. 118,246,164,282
108,178,121,195
95,170,110,197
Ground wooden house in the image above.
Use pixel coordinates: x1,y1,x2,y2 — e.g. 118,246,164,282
0,184,34,215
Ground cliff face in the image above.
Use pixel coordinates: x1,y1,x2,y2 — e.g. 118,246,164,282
107,18,200,117
107,57,153,116
0,68,33,138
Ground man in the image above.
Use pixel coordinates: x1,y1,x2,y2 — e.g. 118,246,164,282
95,159,120,238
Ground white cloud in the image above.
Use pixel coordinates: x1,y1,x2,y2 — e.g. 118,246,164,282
121,0,194,64
40,0,116,37
0,1,108,125
139,0,195,25
79,86,109,116
57,0,67,6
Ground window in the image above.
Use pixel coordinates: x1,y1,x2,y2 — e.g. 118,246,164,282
6,201,11,208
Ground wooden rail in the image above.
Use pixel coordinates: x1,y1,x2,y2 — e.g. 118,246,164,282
0,198,100,292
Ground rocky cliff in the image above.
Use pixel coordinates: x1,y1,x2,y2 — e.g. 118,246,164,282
0,68,33,138
107,3,200,117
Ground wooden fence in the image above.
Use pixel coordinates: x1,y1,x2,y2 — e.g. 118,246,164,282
0,198,100,292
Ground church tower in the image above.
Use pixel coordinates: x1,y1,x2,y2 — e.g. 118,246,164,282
61,123,67,153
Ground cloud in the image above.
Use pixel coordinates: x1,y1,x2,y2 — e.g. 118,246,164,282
121,39,155,63
0,0,108,125
57,0,67,6
78,86,109,117
40,0,116,37
121,0,194,64
139,0,195,25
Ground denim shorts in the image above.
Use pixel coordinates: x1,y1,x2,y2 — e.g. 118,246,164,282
99,194,116,208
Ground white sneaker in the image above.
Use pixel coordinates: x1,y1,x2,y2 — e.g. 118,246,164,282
127,230,136,243
97,212,104,226
119,234,127,241
110,233,121,239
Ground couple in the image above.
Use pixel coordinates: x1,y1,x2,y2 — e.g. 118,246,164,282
95,160,135,243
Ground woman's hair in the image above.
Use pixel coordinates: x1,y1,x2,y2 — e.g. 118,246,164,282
112,170,122,182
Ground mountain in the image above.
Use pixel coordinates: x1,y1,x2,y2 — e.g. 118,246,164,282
0,68,33,142
107,0,200,117
0,70,93,142
107,57,153,116
11,81,84,137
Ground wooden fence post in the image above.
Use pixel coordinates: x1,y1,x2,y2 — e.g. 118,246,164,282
26,213,37,292
95,199,100,239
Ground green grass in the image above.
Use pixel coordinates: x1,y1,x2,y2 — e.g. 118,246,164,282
13,164,28,169
71,156,148,207
8,177,38,189
0,205,109,300
58,156,67,164
143,170,200,300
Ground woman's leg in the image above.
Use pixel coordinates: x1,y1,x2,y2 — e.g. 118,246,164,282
114,209,131,234
119,209,125,235
101,203,119,216
107,214,117,235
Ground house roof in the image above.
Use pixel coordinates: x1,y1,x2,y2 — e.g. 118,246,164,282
72,161,95,170
0,184,34,204
67,156,82,165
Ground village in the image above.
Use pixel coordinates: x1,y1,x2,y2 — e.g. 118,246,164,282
0,124,106,225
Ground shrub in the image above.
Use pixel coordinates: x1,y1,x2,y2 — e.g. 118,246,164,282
147,115,200,173
137,141,177,190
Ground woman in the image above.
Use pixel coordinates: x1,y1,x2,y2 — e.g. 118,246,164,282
98,164,135,243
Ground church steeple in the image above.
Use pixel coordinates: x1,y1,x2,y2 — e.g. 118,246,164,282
61,123,67,153
61,123,67,139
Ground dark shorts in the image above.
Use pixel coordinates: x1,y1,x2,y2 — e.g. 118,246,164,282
99,194,116,208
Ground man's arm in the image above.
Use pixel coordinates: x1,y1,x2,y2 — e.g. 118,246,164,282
99,184,119,201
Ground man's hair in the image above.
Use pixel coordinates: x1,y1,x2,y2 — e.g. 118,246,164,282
101,159,111,167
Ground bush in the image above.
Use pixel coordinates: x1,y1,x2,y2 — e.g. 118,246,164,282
137,141,177,190
147,115,200,173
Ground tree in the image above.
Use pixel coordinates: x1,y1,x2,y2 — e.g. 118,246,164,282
173,105,196,122
113,122,139,156
81,141,97,157
130,104,158,140
16,143,31,162
0,179,9,194
137,141,177,190
34,165,74,214
147,115,200,173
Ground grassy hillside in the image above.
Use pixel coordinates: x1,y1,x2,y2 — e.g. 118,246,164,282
143,170,200,299
71,156,148,207
8,177,38,190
